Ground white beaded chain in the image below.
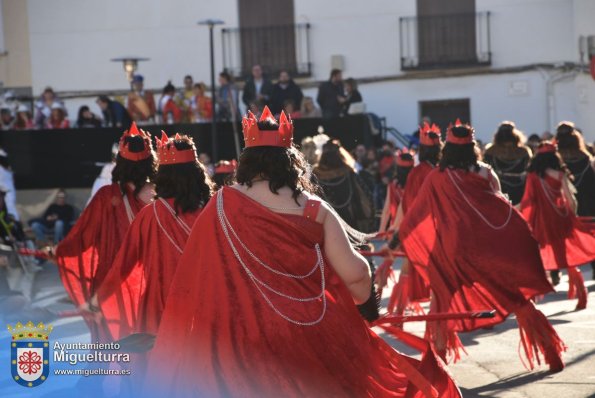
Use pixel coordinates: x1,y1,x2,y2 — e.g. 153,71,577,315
447,168,513,230
153,198,192,254
123,195,135,224
539,178,569,217
216,190,326,326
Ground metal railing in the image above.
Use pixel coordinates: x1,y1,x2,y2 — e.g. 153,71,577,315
400,12,491,70
222,23,311,79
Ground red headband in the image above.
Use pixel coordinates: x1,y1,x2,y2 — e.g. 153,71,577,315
242,106,293,148
215,159,238,174
156,131,197,165
119,122,153,161
537,141,557,154
419,122,442,146
396,150,414,167
446,119,474,145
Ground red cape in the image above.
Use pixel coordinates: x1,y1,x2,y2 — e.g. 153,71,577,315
96,198,201,341
144,187,460,397
56,183,147,341
388,181,403,222
399,168,553,332
520,172,595,270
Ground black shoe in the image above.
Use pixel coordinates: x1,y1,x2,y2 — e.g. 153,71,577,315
550,270,560,286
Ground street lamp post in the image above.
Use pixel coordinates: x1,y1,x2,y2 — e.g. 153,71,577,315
198,19,224,162
111,57,149,91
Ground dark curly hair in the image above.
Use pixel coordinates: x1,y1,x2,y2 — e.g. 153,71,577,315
235,120,318,204
155,136,215,213
112,135,157,195
394,153,414,188
527,144,571,179
555,121,591,158
439,125,481,172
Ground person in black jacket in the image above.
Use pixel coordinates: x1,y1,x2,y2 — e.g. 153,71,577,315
96,95,132,128
341,78,363,115
270,70,304,115
317,69,345,119
29,190,75,245
241,65,273,109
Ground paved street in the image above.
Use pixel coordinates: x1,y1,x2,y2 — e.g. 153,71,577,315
1,257,594,397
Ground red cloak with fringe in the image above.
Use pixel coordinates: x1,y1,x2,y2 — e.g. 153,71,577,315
56,183,148,342
143,187,460,398
96,198,201,341
388,181,404,222
399,168,553,332
520,172,595,270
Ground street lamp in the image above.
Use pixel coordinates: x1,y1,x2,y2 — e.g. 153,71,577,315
111,57,150,90
198,19,224,162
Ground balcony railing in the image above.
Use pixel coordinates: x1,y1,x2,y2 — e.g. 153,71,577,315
399,12,491,71
222,23,311,79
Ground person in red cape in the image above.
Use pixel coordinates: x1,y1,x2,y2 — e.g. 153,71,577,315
386,123,441,315
55,122,156,342
142,106,461,398
379,150,414,232
520,141,594,310
398,121,565,372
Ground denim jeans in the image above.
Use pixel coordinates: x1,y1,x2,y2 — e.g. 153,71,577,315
30,220,65,243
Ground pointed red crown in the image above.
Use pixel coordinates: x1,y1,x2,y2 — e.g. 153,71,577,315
215,159,238,174
419,122,442,146
156,131,197,165
242,106,293,148
396,149,414,167
537,141,557,155
118,122,153,161
446,119,474,145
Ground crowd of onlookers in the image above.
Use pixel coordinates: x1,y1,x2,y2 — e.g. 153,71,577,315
0,66,366,131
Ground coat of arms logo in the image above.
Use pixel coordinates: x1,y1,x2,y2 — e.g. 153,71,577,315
7,321,52,388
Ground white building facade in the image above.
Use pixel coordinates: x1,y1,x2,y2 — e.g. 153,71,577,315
3,0,595,142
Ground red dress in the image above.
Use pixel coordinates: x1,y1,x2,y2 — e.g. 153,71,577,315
56,183,148,342
144,187,460,397
384,181,404,231
96,198,202,341
520,172,595,270
399,168,563,366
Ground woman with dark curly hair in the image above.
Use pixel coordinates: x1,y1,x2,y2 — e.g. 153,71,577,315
399,121,565,373
143,107,460,398
520,142,594,310
483,121,532,204
378,150,414,232
56,122,156,343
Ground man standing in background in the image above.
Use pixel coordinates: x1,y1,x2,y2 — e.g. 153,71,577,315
317,69,345,119
127,74,156,124
242,65,273,110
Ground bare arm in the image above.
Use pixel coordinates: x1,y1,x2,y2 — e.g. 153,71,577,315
390,201,404,231
321,204,371,304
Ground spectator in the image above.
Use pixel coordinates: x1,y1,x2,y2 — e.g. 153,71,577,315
247,100,264,115
527,133,541,154
76,105,102,128
242,65,273,109
96,95,132,128
181,75,194,103
29,190,75,245
127,74,156,124
0,148,18,221
341,78,364,115
198,153,215,177
159,81,184,124
300,96,322,118
189,82,213,122
317,69,345,119
353,144,367,172
34,87,66,128
283,100,301,119
0,107,14,130
13,105,34,130
45,103,70,129
216,71,239,121
270,70,303,115
177,75,195,122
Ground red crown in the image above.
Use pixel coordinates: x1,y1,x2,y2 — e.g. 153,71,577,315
446,119,474,145
119,122,153,161
156,131,197,165
537,141,557,154
215,159,238,174
396,149,414,167
419,122,442,146
242,106,293,148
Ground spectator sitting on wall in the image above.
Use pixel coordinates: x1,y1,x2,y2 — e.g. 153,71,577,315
13,105,34,130
76,105,102,128
0,107,14,131
29,190,75,246
270,70,303,115
300,96,321,118
159,81,184,124
34,87,66,129
0,148,19,221
283,99,301,119
190,82,213,122
317,69,345,119
216,71,239,121
96,95,132,128
45,103,70,129
341,78,364,115
127,74,156,124
242,64,273,109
